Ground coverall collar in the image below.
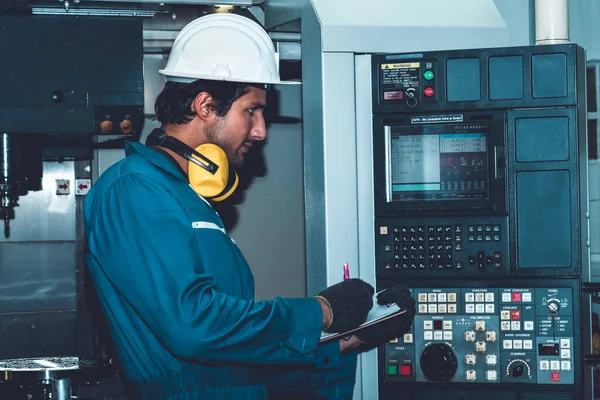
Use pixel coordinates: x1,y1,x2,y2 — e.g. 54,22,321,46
125,141,188,182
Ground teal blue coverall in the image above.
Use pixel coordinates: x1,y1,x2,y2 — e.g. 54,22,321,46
84,142,358,399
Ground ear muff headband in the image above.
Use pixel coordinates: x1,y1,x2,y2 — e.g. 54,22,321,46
146,128,238,201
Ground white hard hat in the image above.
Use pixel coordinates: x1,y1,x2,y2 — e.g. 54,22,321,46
159,13,299,85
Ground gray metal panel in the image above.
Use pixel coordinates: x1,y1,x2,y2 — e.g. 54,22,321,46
143,54,168,116
493,0,534,46
301,4,361,295
320,53,359,288
0,161,75,242
0,161,76,242
264,0,304,30
569,0,600,61
301,6,327,296
0,242,76,312
355,54,378,400
312,0,509,53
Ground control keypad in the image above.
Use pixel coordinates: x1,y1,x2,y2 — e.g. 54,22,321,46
377,217,508,277
393,224,463,270
387,287,575,385
467,224,502,243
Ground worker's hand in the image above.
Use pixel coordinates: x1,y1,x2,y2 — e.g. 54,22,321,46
315,278,374,333
355,285,416,350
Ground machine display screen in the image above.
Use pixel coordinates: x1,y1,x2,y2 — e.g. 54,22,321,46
387,128,489,201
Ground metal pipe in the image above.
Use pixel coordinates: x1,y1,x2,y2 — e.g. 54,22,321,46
535,0,569,45
53,378,72,400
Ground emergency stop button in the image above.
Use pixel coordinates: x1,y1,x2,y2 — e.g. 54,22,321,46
400,364,413,376
424,87,435,97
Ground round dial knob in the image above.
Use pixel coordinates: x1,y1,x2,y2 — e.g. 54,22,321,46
511,362,525,377
120,119,133,134
100,120,113,134
547,299,561,314
420,343,458,382
506,359,531,379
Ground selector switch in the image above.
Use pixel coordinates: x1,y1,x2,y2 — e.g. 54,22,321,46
511,363,524,377
506,359,531,379
548,299,561,314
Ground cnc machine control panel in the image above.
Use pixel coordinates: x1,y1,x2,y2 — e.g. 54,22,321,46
385,287,574,385
371,44,587,399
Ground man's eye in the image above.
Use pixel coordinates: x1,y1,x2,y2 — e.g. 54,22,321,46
247,108,256,115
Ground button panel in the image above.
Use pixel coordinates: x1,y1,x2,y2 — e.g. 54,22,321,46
385,287,574,385
377,217,508,278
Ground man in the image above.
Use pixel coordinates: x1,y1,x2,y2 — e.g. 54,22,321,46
84,13,415,399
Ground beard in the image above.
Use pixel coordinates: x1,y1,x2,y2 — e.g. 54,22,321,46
204,118,245,168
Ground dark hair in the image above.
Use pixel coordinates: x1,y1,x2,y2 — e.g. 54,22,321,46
154,79,251,125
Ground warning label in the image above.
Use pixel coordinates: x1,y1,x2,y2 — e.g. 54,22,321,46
381,62,420,101
381,62,420,69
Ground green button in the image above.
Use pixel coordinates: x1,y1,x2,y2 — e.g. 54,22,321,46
424,70,434,80
387,364,398,375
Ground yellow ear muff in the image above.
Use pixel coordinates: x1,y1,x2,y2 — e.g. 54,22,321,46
187,143,239,201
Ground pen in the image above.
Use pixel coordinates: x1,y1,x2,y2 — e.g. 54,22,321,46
343,263,350,280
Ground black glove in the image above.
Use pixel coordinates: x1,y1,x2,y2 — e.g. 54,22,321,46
315,278,374,333
355,285,416,350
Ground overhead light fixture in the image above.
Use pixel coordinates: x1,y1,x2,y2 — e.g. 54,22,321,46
214,5,235,12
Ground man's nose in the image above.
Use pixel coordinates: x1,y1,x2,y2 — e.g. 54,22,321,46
251,113,267,141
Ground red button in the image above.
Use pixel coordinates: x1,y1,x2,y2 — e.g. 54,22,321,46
424,87,435,97
510,310,521,320
512,293,522,302
550,372,560,382
401,364,412,376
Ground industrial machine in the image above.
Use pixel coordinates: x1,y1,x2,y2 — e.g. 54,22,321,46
283,0,595,398
0,15,144,239
1,1,595,399
369,45,589,399
0,14,144,399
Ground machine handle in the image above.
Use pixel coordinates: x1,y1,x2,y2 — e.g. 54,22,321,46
582,283,599,363
494,146,506,179
581,283,598,399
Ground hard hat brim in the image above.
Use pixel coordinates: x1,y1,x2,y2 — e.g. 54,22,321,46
159,69,301,86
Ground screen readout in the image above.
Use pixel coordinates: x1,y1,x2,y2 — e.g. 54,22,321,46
390,133,487,201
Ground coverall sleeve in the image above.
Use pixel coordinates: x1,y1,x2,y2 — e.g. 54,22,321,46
86,173,324,365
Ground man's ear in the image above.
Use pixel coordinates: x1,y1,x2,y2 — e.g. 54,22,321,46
192,92,214,122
